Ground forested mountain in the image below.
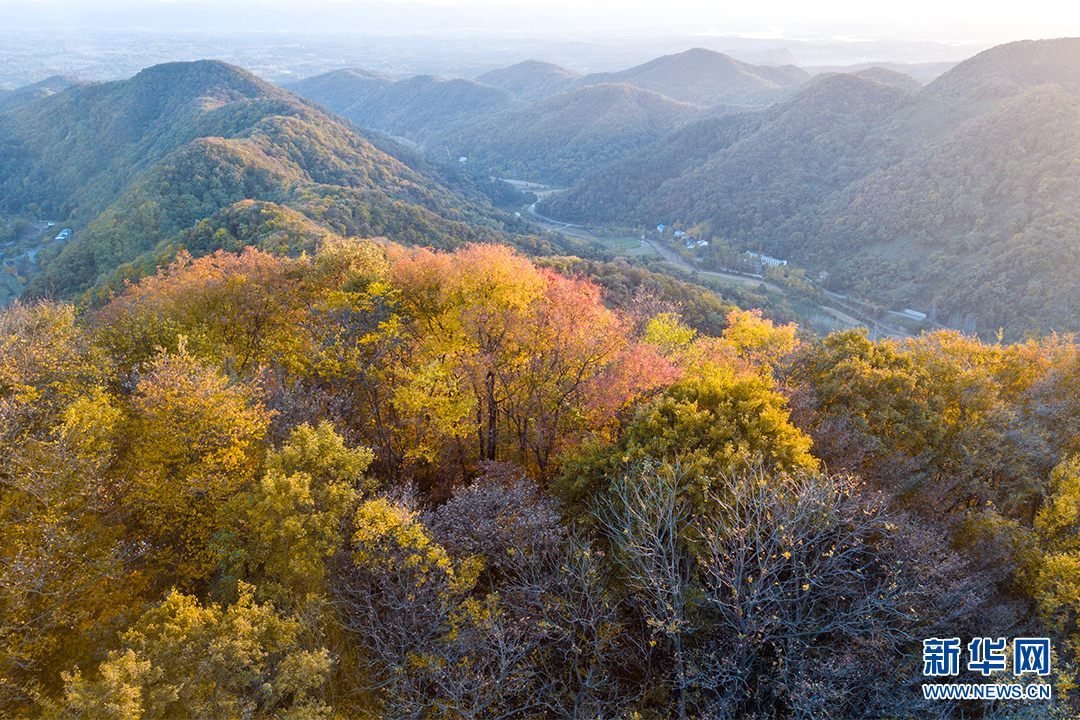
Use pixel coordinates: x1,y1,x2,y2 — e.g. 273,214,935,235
925,36,1080,98
443,82,709,184
0,60,546,300
286,69,522,143
572,47,811,106
474,59,581,101
543,72,907,224
542,38,1080,339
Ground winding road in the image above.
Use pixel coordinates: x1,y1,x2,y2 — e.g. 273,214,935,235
500,178,906,338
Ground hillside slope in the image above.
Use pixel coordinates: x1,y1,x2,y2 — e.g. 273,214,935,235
0,75,82,112
543,73,906,224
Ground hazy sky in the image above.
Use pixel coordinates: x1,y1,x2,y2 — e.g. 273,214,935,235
4,0,1079,44
388,0,1080,44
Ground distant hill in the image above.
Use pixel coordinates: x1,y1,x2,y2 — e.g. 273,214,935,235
926,37,1080,98
572,48,811,107
810,61,955,86
540,38,1080,340
286,70,522,144
0,60,546,300
475,60,580,101
443,82,708,184
850,67,922,92
0,75,82,112
283,68,393,114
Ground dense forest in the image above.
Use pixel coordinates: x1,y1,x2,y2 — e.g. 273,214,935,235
4,237,1080,718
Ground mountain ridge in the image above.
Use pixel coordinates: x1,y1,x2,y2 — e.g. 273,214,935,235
475,59,580,101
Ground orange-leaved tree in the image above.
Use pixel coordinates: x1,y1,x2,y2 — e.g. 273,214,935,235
94,248,313,377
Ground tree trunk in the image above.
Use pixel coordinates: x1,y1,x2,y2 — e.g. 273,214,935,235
485,370,497,460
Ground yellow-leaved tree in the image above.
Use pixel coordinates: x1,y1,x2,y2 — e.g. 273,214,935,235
0,301,130,710
125,340,271,588
222,421,376,605
56,583,332,720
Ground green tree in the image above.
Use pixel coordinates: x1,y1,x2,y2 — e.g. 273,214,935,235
556,367,816,521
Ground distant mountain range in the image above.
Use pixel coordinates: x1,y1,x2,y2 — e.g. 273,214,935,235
540,38,1080,339
476,49,811,106
288,69,523,143
288,48,814,182
569,48,810,106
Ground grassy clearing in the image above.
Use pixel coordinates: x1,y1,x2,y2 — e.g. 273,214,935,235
600,235,657,257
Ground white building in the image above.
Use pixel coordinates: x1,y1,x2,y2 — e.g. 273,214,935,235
746,252,787,268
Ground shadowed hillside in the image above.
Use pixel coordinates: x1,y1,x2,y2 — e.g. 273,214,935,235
541,38,1080,339
543,73,906,224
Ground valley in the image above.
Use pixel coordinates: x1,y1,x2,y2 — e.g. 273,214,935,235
8,41,1076,341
